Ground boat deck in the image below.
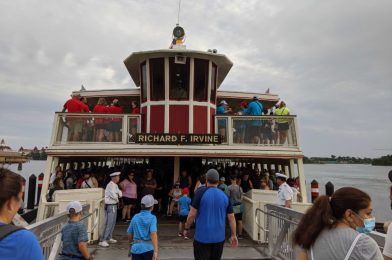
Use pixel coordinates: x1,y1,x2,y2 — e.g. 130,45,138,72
90,216,271,260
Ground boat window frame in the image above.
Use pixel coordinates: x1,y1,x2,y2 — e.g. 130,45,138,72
193,58,209,102
149,58,165,101
210,62,217,104
140,61,147,102
169,57,190,101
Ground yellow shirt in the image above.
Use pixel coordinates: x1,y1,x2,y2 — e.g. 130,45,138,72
274,107,290,123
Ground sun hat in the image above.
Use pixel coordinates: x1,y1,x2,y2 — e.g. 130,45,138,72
66,201,83,214
141,195,158,208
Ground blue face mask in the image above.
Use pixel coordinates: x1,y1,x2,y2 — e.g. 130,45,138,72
355,216,376,234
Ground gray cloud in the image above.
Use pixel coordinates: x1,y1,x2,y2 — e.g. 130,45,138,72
0,0,391,157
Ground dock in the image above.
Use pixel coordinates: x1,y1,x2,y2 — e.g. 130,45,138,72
90,217,270,260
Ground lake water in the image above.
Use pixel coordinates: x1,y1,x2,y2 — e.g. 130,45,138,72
7,161,392,222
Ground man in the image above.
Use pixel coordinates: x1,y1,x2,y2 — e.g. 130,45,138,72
216,100,232,142
274,101,290,145
184,169,238,260
242,96,263,143
60,201,92,260
62,93,85,141
218,177,228,194
276,172,293,208
99,171,122,247
127,195,158,260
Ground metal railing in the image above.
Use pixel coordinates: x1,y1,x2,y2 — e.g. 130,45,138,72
27,204,99,260
256,204,387,260
52,113,141,145
215,115,299,147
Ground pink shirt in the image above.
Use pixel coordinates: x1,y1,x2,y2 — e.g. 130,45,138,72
120,179,137,199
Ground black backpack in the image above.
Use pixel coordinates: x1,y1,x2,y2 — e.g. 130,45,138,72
0,224,24,241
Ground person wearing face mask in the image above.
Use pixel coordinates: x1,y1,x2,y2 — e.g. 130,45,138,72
293,187,382,260
0,168,44,260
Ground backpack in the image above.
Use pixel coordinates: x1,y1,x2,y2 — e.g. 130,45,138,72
0,224,24,241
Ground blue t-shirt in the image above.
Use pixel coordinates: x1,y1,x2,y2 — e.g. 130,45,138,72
0,224,44,260
243,100,263,126
127,210,157,254
178,195,191,216
61,221,88,258
216,105,225,114
192,187,233,243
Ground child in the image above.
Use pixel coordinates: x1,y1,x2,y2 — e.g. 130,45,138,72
177,187,191,239
168,182,182,216
59,201,92,260
127,195,159,260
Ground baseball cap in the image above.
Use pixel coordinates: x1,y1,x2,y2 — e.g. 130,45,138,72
182,187,189,194
276,172,288,179
220,100,228,105
66,201,83,214
220,177,226,181
141,195,158,208
206,169,219,182
110,171,121,177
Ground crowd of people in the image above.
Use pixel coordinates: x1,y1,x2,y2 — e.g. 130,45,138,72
62,94,140,142
217,96,291,145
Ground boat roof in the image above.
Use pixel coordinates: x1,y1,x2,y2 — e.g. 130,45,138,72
123,49,233,88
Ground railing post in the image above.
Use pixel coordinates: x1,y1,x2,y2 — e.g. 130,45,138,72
311,179,319,202
122,115,128,144
325,181,334,197
37,173,44,205
27,174,37,209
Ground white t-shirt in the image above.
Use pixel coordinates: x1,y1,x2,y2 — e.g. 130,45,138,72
276,182,293,206
384,223,392,258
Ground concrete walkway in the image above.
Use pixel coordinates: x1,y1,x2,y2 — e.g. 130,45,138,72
90,217,270,259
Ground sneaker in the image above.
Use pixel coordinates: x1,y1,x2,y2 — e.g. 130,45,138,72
108,238,117,244
178,232,183,237
99,241,109,247
184,236,190,240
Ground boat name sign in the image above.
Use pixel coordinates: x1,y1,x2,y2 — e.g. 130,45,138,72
134,134,222,145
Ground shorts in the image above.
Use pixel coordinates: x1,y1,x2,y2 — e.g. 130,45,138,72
234,213,243,221
131,250,154,260
109,121,122,132
95,123,107,130
123,197,137,206
277,122,289,131
179,215,188,223
69,120,83,133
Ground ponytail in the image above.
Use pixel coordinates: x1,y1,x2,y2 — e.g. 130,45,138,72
293,195,333,249
293,187,371,249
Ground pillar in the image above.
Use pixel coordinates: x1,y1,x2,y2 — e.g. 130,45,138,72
173,157,180,184
297,158,308,203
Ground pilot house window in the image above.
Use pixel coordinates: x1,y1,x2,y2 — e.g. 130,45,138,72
149,58,165,101
193,58,209,101
169,57,189,100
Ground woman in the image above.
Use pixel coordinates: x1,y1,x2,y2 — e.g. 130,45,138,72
167,183,182,216
130,101,140,136
228,175,244,239
93,97,109,142
119,171,137,222
108,98,123,142
293,187,382,260
47,177,64,202
274,101,290,145
0,168,44,259
177,170,192,189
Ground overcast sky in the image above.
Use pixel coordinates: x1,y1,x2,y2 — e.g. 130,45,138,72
0,0,391,157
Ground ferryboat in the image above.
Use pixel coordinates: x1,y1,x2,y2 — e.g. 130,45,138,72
34,24,315,259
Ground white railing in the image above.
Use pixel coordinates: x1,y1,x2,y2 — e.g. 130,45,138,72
215,115,299,147
52,112,141,145
255,204,387,260
27,204,96,260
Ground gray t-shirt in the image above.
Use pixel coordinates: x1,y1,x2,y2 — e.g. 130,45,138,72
308,228,382,260
228,184,242,204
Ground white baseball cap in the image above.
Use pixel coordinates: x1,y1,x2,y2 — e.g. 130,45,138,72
66,201,83,214
141,195,158,208
220,100,228,105
276,173,288,179
110,171,121,177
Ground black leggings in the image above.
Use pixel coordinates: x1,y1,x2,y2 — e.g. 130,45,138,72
193,240,225,260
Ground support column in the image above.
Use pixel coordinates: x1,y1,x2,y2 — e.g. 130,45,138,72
278,165,282,172
297,158,308,203
173,157,180,184
284,165,289,176
37,156,57,221
289,159,295,178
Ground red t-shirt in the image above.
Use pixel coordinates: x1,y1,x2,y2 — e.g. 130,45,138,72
108,105,123,113
93,105,108,124
81,103,90,112
63,98,83,113
132,107,140,114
